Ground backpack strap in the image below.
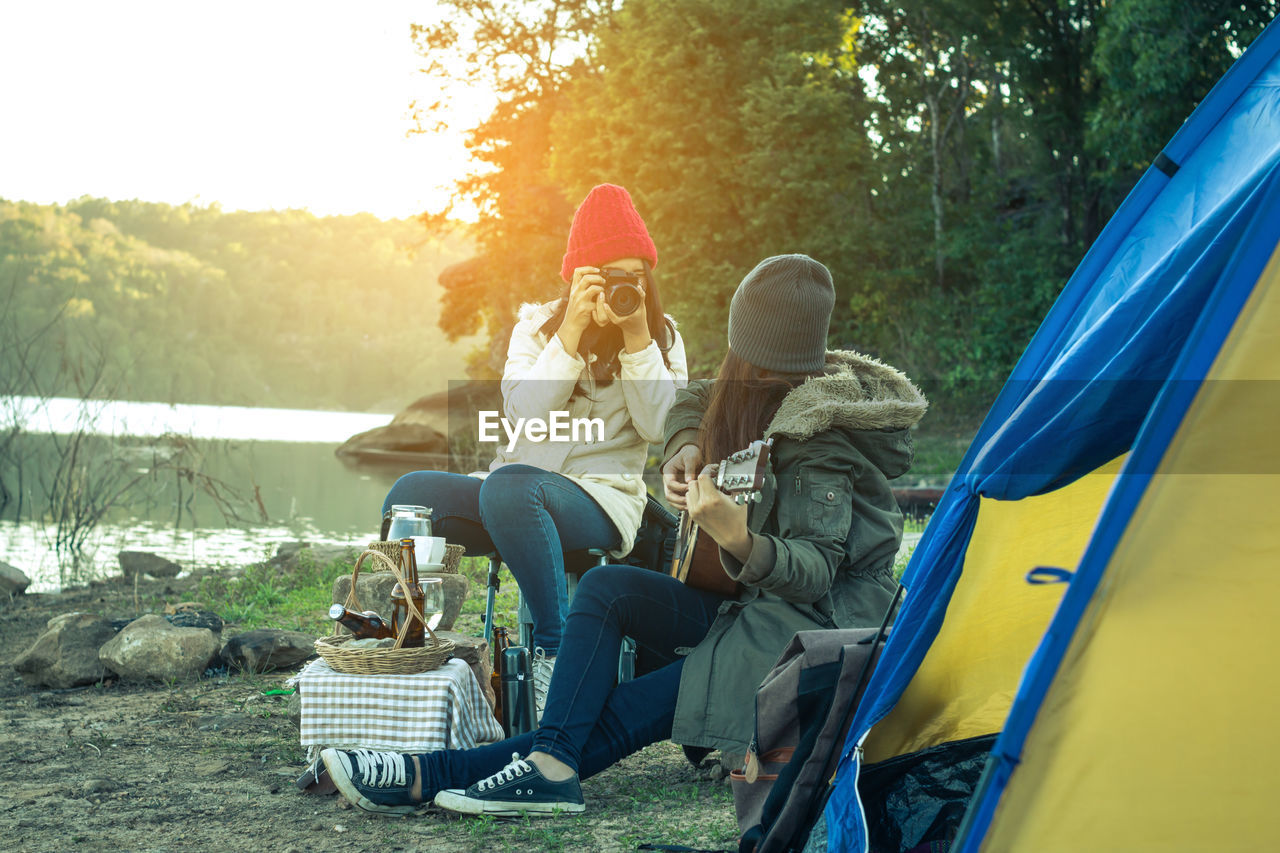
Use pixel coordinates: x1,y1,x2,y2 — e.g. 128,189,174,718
745,583,904,853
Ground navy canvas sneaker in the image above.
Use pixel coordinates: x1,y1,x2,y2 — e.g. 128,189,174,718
433,753,585,817
320,748,421,816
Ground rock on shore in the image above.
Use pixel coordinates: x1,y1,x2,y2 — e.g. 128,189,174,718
12,612,118,688
99,614,221,682
1,561,31,596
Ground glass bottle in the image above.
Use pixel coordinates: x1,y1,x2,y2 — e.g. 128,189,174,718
490,626,510,730
328,604,395,640
390,538,426,648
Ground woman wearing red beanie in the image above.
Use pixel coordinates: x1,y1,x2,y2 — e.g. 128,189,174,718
330,253,924,820
382,184,687,718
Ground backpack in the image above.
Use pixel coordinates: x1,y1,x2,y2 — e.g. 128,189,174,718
732,589,898,853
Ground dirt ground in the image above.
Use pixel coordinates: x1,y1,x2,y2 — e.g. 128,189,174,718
0,574,739,853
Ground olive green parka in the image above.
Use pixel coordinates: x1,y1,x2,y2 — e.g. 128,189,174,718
663,350,927,754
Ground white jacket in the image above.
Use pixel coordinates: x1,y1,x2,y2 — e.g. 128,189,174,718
475,300,688,556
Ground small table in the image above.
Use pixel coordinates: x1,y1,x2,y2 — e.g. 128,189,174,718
290,657,504,764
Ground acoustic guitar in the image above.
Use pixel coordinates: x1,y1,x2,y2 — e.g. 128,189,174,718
669,438,773,597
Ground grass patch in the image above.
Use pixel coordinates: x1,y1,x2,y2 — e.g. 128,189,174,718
197,549,357,634
910,429,971,477
196,547,524,638
457,555,520,627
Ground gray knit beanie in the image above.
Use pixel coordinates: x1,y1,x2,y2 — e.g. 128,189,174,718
727,254,835,373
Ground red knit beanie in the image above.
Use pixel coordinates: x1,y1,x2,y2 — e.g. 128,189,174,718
560,184,658,282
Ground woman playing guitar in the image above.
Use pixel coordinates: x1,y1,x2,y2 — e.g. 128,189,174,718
321,253,928,819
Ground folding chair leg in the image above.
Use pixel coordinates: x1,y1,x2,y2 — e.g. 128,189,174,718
517,593,534,650
483,555,501,647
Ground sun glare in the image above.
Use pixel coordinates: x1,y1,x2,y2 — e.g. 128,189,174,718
0,1,488,222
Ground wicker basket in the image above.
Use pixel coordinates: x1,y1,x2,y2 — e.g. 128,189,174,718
364,540,401,569
441,543,464,574
366,540,463,574
315,548,454,675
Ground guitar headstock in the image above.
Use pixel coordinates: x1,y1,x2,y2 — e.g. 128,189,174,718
715,438,773,504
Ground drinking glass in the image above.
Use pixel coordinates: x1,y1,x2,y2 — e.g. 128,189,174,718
387,504,432,541
420,577,444,631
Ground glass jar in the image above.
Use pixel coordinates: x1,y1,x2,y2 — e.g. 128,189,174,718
386,504,432,541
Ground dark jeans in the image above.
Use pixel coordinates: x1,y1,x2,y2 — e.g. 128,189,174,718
416,565,727,795
383,465,621,655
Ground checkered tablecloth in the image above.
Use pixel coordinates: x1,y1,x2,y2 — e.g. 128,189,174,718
289,657,504,763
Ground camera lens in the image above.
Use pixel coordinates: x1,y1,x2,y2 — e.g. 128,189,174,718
607,283,642,316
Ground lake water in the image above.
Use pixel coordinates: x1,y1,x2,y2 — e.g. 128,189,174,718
1,397,929,593
0,398,412,592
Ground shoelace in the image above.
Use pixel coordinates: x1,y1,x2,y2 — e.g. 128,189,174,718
475,753,532,792
351,749,407,788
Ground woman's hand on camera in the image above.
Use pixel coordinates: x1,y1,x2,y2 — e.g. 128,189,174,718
599,286,651,352
662,444,703,510
687,464,752,562
556,266,605,355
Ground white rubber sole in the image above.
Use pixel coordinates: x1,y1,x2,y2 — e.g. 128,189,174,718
319,748,420,816
434,787,585,817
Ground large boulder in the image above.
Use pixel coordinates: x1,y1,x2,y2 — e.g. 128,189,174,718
12,612,117,688
220,629,317,673
99,615,220,682
118,551,182,579
0,561,31,596
334,422,448,461
331,571,469,632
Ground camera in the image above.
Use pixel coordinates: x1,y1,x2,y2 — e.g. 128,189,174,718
599,267,644,316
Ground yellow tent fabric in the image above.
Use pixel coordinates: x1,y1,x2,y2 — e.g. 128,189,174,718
865,456,1124,764
982,244,1280,851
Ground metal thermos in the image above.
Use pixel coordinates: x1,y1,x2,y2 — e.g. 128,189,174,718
500,646,537,736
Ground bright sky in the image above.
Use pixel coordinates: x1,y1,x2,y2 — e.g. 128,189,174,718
0,1,492,220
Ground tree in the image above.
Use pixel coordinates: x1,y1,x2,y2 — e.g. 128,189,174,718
1090,0,1279,179
546,0,876,370
410,0,619,361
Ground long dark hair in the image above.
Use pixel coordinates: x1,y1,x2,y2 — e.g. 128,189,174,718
700,350,817,466
538,259,674,385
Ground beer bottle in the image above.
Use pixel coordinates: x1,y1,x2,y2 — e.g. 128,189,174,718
390,538,426,648
490,626,510,730
328,604,395,640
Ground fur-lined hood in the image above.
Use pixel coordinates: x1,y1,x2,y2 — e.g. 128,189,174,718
766,350,927,439
765,350,927,478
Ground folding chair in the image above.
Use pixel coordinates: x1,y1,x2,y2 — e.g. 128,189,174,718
482,495,677,683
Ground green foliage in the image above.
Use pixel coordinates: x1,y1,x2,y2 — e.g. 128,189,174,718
457,554,520,631
0,198,476,411
197,550,355,633
548,0,875,371
411,1,616,355
910,429,973,478
1090,0,1278,177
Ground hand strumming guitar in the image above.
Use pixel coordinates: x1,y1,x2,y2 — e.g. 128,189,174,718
662,444,702,511
686,464,753,563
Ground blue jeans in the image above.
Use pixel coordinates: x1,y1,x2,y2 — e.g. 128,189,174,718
415,565,727,794
382,465,621,654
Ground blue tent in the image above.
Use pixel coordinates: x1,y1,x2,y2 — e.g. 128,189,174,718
828,16,1280,851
